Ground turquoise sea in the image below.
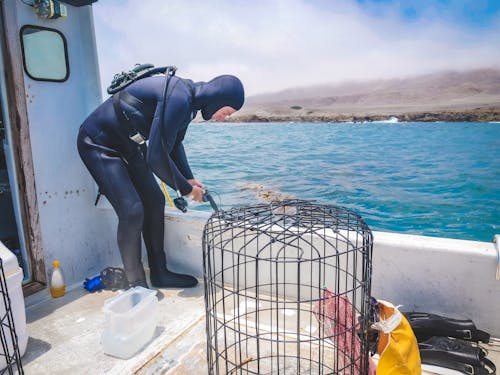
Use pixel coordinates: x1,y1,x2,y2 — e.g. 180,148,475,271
183,122,499,242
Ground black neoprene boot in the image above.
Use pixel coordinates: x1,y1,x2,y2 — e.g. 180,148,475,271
150,269,198,288
146,246,199,287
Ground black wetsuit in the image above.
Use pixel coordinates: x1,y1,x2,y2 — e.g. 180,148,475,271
77,74,244,287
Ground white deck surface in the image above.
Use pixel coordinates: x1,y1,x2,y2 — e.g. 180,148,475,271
24,283,207,374
23,284,499,374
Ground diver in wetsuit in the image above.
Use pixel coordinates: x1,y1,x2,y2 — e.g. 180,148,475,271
77,74,245,288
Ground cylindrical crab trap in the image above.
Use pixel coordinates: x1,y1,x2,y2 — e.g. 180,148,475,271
0,259,24,374
203,200,373,374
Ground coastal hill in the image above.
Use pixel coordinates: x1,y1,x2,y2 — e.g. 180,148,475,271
228,69,500,122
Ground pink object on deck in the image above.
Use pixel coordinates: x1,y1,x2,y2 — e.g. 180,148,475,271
313,288,377,374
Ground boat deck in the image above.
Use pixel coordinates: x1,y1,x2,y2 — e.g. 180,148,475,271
23,283,499,374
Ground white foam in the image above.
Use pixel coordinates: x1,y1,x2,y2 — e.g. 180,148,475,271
373,116,399,123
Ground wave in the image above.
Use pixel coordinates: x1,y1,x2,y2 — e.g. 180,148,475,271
372,116,399,123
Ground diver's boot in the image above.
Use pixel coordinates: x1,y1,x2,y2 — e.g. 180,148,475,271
150,269,198,288
419,336,495,374
146,243,198,288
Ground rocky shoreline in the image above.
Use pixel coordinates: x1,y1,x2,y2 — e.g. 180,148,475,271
227,107,500,123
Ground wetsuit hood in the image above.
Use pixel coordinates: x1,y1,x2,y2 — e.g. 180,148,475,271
192,75,245,120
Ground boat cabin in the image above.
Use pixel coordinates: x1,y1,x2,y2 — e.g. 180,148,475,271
0,1,499,373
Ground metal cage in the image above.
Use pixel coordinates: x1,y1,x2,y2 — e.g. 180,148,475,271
203,200,373,374
0,259,24,375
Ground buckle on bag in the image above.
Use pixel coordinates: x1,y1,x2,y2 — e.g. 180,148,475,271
464,330,472,340
464,364,475,375
130,132,146,145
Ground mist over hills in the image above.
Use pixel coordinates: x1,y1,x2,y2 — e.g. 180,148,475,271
230,69,500,122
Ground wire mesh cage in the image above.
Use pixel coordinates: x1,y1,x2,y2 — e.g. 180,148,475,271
203,200,373,375
0,259,24,375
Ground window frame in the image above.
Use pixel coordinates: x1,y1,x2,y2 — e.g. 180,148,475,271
19,24,70,83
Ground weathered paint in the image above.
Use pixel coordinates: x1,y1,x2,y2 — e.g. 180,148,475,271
1,1,44,283
7,1,124,286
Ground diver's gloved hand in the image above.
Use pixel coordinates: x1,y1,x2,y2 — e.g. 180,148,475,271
150,269,198,288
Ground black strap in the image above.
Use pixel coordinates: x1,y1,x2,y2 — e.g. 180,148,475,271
471,330,492,344
422,357,495,375
404,312,491,343
158,67,182,196
419,336,496,375
112,90,148,144
94,189,101,206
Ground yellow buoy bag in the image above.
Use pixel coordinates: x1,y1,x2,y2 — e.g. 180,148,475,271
372,300,421,375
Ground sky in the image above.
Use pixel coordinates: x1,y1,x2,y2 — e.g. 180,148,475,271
93,0,500,96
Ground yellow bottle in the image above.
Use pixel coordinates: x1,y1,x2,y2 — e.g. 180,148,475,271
50,260,66,298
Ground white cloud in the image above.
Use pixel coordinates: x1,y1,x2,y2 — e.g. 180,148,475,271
93,0,500,96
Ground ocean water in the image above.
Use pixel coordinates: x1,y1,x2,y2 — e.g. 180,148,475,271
182,122,499,242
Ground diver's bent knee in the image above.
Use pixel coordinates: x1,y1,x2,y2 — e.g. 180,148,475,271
143,189,165,212
119,201,144,228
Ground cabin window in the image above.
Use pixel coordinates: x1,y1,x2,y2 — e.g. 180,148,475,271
20,25,69,82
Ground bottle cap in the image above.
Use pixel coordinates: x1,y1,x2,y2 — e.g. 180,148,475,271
52,260,60,268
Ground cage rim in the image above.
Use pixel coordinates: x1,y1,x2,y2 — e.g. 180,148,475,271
205,199,372,231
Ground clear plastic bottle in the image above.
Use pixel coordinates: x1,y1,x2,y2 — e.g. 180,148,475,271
50,260,66,298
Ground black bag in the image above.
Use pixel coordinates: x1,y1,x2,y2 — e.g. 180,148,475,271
419,336,495,374
404,312,490,343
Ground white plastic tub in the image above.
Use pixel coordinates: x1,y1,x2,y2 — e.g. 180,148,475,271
101,286,158,359
0,242,28,370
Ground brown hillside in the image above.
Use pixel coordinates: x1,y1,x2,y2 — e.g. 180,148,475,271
229,69,500,122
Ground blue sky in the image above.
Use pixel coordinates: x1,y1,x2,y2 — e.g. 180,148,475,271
354,0,500,25
93,0,500,95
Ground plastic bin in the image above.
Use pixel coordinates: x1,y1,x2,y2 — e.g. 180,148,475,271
0,241,28,370
101,286,158,359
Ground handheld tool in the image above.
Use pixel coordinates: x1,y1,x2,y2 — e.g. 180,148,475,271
172,189,218,213
202,190,219,212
